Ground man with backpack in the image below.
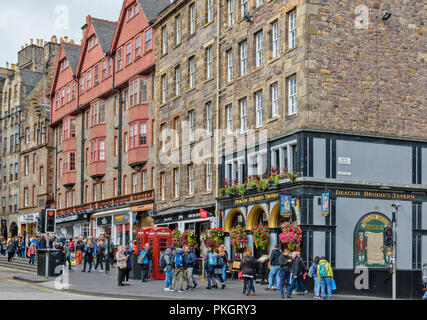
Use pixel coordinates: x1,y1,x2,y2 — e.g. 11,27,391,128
184,246,197,290
266,244,282,291
286,251,308,298
162,248,173,291
171,245,186,292
205,247,217,289
317,257,334,300
138,243,150,282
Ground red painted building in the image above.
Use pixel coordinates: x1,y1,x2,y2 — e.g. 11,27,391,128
50,0,165,244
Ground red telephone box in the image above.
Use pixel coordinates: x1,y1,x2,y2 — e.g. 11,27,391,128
136,227,172,279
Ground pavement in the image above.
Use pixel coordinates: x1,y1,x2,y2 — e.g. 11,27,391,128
0,266,117,300
9,263,385,300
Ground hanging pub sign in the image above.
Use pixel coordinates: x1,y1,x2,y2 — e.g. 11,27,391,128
280,195,292,217
200,209,208,219
321,192,330,217
354,213,391,268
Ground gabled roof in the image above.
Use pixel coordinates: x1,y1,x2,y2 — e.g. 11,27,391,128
91,17,117,54
19,69,43,95
62,43,82,75
137,0,170,23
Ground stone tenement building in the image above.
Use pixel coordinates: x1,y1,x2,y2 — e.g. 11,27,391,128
0,38,59,238
211,0,426,299
152,0,220,242
51,0,165,244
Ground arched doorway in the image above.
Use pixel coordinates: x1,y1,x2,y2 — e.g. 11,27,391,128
224,208,246,232
224,209,246,260
1,223,7,239
247,205,269,259
10,222,18,238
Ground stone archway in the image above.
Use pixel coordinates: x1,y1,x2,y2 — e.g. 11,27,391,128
246,204,268,231
224,208,246,232
269,201,281,228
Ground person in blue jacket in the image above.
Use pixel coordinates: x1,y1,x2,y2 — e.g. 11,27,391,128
138,244,150,282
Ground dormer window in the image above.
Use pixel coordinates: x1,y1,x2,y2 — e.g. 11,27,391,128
60,58,68,71
88,36,98,50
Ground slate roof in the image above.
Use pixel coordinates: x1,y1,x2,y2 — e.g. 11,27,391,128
137,0,171,23
19,69,43,95
91,18,117,54
62,43,82,75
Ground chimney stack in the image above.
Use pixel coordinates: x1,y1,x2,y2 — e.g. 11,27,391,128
64,36,68,42
11,64,16,70
30,39,33,45
6,62,9,69
51,35,57,43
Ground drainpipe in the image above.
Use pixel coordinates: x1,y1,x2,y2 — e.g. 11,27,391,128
110,53,122,196
215,0,221,227
73,76,84,204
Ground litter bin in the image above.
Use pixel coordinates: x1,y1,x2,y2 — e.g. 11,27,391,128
129,254,142,280
37,249,64,277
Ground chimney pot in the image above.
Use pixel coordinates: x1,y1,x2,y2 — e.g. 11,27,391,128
6,62,9,69
30,39,33,45
51,35,57,43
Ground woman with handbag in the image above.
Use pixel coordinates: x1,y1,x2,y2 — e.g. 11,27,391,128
240,250,257,296
116,246,128,286
214,249,226,289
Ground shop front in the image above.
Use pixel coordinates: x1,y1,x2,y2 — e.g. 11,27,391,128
154,206,215,257
56,211,91,239
18,213,39,238
93,208,134,246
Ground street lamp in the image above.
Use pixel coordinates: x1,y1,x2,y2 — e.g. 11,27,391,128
390,202,401,300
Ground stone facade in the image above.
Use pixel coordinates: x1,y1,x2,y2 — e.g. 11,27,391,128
152,0,219,222
0,39,59,237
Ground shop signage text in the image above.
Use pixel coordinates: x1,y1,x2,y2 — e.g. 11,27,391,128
335,189,417,201
234,193,279,206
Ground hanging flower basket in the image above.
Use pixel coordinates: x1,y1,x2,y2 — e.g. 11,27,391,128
230,225,248,252
279,222,302,251
171,229,182,248
181,229,198,248
201,227,224,249
252,225,270,251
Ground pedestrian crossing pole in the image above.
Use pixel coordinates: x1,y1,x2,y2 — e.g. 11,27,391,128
391,203,400,301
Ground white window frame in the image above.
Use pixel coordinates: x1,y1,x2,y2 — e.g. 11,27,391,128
288,9,297,49
175,15,181,45
239,98,247,134
272,21,279,58
190,4,196,35
174,167,179,198
161,74,167,104
240,41,247,76
227,49,233,83
288,74,297,115
255,31,263,68
255,90,263,128
205,159,212,191
206,46,213,79
162,26,167,55
241,0,248,19
188,164,194,195
189,111,195,141
271,140,298,173
228,0,234,27
189,56,195,88
175,65,181,96
207,0,214,22
206,102,213,135
142,170,147,191
271,82,279,117
226,104,233,135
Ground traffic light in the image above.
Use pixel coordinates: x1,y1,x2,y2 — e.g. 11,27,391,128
38,209,46,234
384,225,393,247
45,209,56,233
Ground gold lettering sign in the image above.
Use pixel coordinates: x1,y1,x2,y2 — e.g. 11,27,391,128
234,193,279,206
335,189,416,201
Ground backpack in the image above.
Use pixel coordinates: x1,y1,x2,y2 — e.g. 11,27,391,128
69,242,75,251
318,263,328,278
308,264,316,278
217,256,224,268
86,247,93,255
160,254,167,269
208,253,217,266
137,252,147,265
174,252,184,267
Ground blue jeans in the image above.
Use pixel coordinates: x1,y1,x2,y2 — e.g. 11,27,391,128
422,288,427,300
95,256,104,270
164,269,173,289
320,277,333,299
83,261,92,271
268,265,281,289
279,270,291,296
221,265,227,282
287,274,306,296
243,277,255,294
29,255,35,265
147,261,152,279
314,276,321,296
64,256,72,269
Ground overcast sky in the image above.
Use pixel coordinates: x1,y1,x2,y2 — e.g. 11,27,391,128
0,0,123,68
